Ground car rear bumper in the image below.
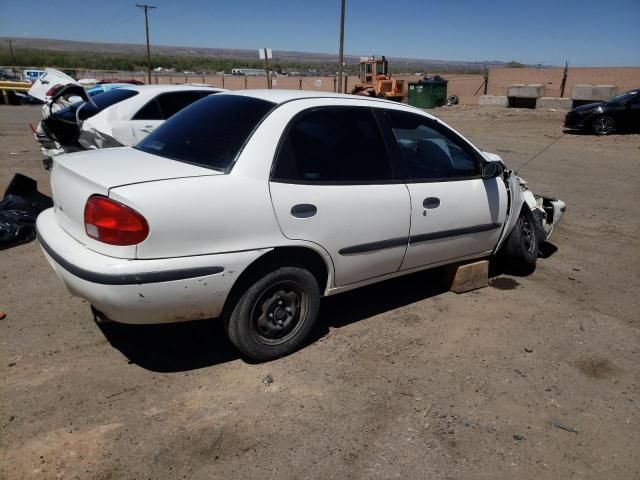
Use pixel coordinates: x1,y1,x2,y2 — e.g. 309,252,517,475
36,208,267,324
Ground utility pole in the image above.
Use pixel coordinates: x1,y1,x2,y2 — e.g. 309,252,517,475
560,61,569,98
8,40,15,65
264,48,271,89
338,0,345,93
136,4,156,85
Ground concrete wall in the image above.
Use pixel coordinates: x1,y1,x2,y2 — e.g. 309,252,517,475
487,67,640,100
74,66,640,106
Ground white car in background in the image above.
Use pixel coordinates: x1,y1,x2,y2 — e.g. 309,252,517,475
34,84,225,165
36,90,566,361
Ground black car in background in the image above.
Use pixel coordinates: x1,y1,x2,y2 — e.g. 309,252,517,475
564,89,640,135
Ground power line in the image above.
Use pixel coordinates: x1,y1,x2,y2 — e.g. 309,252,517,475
136,4,156,84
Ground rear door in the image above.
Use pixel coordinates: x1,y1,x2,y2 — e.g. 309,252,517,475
381,110,507,270
130,91,205,143
269,107,410,287
130,96,165,143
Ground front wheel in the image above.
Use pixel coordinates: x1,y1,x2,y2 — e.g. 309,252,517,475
501,210,539,274
592,115,615,135
225,267,320,361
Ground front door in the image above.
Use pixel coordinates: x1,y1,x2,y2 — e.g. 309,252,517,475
269,107,410,287
381,110,507,270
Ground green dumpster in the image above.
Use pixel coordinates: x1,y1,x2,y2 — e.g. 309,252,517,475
407,75,448,108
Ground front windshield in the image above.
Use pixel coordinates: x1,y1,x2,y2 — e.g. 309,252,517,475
608,90,638,103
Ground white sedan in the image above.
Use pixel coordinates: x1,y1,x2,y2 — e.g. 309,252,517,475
34,84,225,164
36,90,565,361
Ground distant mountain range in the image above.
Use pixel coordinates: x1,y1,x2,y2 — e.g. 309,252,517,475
1,37,514,71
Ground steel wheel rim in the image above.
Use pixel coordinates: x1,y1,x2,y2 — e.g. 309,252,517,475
520,216,536,254
251,280,308,346
594,117,614,135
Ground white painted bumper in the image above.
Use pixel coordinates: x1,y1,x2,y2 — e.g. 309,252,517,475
36,208,267,324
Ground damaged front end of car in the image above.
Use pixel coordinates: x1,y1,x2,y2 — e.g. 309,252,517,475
484,152,566,255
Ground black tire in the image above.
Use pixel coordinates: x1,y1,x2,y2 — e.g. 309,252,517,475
592,115,615,135
502,209,539,274
376,92,387,99
225,267,320,361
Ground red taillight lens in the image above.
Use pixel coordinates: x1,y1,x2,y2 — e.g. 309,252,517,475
45,84,63,97
84,195,149,246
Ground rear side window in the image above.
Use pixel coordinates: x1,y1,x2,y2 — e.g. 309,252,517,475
157,91,203,118
272,107,393,183
133,99,162,120
133,91,217,121
136,95,275,171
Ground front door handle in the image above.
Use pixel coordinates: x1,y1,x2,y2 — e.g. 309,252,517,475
291,204,317,218
423,197,440,209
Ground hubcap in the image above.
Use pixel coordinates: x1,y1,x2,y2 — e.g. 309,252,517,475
252,281,307,345
520,216,536,254
594,117,614,135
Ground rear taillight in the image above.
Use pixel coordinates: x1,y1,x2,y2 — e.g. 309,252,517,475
84,195,149,246
45,84,63,97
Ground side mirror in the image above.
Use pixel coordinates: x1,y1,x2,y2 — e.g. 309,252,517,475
481,162,503,179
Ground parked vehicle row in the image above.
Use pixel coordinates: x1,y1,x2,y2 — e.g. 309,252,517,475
29,69,225,166
36,90,566,361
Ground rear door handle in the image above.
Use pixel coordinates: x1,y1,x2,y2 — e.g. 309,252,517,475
291,204,317,218
423,197,440,209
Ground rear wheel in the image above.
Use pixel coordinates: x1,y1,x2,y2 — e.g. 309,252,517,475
592,115,615,135
225,267,320,361
502,210,539,273
376,92,387,99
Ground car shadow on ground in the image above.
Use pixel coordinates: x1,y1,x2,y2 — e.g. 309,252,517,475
563,128,639,136
97,246,557,373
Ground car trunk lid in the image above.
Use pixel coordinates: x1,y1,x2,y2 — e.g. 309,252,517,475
28,68,79,102
50,147,220,258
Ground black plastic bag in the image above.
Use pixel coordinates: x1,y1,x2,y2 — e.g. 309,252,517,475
0,174,53,249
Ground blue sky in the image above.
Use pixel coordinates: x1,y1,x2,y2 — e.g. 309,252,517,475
1,0,639,66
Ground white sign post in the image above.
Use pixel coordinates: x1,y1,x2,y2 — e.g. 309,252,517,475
258,48,273,60
259,48,273,89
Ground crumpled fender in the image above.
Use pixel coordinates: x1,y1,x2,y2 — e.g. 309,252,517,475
494,171,566,253
494,171,526,252
77,128,123,150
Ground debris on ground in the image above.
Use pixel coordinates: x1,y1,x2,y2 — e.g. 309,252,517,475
0,311,6,320
0,174,52,249
262,374,274,385
551,421,579,433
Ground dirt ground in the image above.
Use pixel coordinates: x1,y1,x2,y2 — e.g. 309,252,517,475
1,103,638,480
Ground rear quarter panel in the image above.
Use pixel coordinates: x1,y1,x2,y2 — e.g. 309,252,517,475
110,175,286,259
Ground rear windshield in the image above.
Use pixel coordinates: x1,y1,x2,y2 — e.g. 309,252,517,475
53,88,139,122
136,95,275,171
79,88,139,119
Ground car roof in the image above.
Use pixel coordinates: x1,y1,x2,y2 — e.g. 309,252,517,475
220,89,433,116
221,89,402,105
119,84,226,94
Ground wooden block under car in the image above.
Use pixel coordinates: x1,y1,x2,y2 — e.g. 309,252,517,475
448,260,489,294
